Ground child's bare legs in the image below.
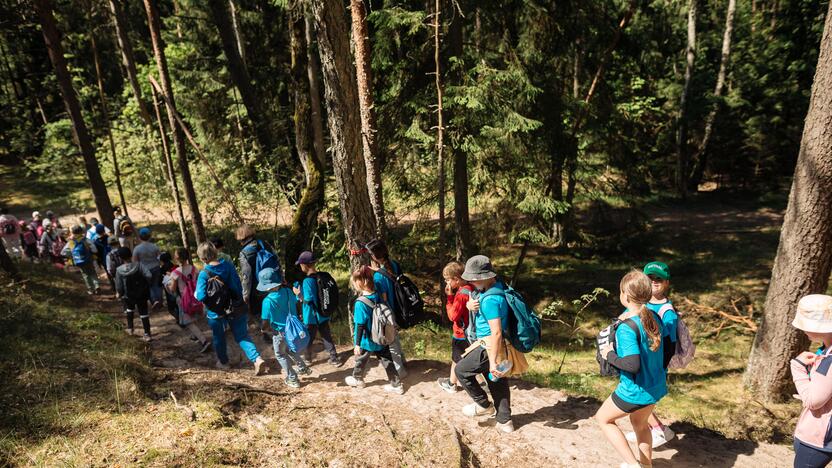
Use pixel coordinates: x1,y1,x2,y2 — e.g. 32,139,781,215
595,396,644,465
630,406,656,466
449,361,458,386
647,411,664,430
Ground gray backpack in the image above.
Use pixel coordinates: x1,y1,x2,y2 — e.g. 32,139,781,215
357,296,397,346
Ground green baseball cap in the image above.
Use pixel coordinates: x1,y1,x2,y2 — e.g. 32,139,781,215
643,261,670,280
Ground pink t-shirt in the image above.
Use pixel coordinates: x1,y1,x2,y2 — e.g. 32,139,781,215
792,348,832,450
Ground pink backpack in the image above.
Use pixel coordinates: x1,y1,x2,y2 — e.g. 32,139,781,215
179,268,204,317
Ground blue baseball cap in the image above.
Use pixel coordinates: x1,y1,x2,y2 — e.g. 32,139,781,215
138,227,151,238
95,223,105,234
256,267,284,292
295,251,315,265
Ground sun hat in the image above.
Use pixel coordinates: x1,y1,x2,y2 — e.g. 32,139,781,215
42,218,52,228
256,267,284,292
643,261,671,280
295,251,315,265
32,211,41,219
792,295,832,334
461,255,497,282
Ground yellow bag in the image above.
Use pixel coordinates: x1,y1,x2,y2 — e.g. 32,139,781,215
499,340,529,377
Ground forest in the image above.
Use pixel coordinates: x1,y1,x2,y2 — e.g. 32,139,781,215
1,0,832,465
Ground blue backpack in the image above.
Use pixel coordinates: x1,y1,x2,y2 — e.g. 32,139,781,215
254,240,280,278
284,313,310,353
71,239,92,266
481,285,542,353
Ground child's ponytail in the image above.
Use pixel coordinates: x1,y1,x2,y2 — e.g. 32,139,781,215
620,270,661,352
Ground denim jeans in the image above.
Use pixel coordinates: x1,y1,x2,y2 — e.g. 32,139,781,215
272,332,309,380
207,313,260,365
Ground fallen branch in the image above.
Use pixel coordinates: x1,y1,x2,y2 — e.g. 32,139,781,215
170,391,196,421
679,297,757,332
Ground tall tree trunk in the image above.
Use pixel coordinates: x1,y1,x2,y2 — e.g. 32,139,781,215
433,0,446,245
350,0,385,239
143,0,206,243
207,0,275,160
744,0,832,402
33,0,115,230
676,0,697,199
228,0,245,67
309,0,376,270
305,11,327,171
689,0,736,190
284,4,325,282
89,19,128,219
447,1,471,260
149,81,190,250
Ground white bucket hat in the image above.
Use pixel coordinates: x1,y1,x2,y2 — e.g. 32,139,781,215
792,294,832,333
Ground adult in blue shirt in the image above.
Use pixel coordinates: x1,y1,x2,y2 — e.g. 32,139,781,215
366,239,407,378
195,241,266,375
453,255,514,433
293,251,342,367
258,267,311,388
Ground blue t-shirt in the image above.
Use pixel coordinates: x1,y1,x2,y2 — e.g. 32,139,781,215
353,292,383,352
261,287,297,330
472,282,510,339
613,315,668,405
299,275,330,325
373,261,402,312
195,258,243,319
647,300,677,343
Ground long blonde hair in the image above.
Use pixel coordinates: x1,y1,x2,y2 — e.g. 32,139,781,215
620,269,661,352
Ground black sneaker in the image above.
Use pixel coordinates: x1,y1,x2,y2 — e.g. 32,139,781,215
329,357,344,368
297,367,313,376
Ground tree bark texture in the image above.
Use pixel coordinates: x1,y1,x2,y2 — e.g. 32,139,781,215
434,0,446,245
676,0,697,199
447,2,471,260
309,0,376,270
744,0,832,402
33,0,115,230
143,0,206,243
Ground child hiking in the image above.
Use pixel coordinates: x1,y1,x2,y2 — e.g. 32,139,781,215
62,224,100,295
454,255,514,433
194,241,266,374
113,206,136,249
366,239,408,378
438,261,474,393
132,227,162,308
258,267,312,388
345,266,404,394
293,251,342,367
19,221,38,261
165,247,211,353
114,247,153,341
0,207,22,258
596,270,667,468
237,224,279,317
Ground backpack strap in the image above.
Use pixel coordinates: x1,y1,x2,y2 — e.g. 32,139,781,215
356,296,376,308
619,318,641,347
376,267,397,282
657,303,675,319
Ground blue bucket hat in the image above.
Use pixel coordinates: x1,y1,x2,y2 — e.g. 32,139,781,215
257,267,284,292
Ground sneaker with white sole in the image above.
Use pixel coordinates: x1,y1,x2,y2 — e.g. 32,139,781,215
384,384,404,395
496,420,515,433
297,366,313,376
254,357,267,376
462,402,495,417
437,378,460,394
199,340,212,353
285,378,301,389
345,376,365,388
625,426,676,448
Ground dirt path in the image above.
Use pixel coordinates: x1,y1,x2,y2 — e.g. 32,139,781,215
89,286,793,468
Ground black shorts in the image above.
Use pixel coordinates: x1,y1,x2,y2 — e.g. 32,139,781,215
451,338,469,363
611,392,651,414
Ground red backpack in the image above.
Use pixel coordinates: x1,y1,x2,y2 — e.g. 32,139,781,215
179,268,204,317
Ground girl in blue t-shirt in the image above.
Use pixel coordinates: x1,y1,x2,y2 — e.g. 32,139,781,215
596,270,667,468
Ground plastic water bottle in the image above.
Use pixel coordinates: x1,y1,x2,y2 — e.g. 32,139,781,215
488,359,513,382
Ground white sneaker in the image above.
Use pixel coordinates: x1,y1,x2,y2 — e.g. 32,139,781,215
383,384,404,395
627,426,675,448
619,463,641,468
462,402,495,417
345,376,365,388
254,357,267,376
496,420,515,433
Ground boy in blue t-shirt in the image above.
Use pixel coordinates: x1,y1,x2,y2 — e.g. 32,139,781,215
366,239,407,378
259,267,311,388
452,255,514,433
293,251,342,367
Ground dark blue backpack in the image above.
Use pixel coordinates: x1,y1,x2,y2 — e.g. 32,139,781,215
254,240,280,278
480,285,542,353
71,239,92,266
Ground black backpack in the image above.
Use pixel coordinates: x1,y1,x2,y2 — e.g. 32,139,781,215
202,273,232,316
378,268,424,329
312,271,339,317
123,267,150,303
596,319,640,377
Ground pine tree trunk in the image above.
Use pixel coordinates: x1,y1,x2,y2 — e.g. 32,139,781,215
447,2,471,260
350,0,385,239
689,0,736,190
33,0,115,230
676,0,697,199
434,0,446,245
744,0,832,402
149,82,190,251
305,11,327,172
284,2,325,282
207,0,275,158
143,0,206,243
89,24,128,219
309,0,376,270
